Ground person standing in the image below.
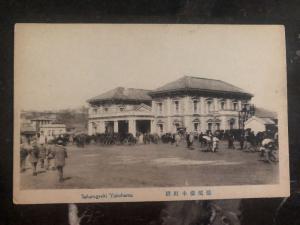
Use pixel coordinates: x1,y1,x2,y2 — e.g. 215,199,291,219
228,133,235,149
53,139,68,182
198,132,204,147
239,133,245,150
20,138,29,172
186,132,190,149
175,132,181,147
212,136,219,152
189,132,194,149
46,142,55,170
39,143,47,169
28,139,39,176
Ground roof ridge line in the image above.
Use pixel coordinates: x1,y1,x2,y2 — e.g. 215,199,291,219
183,75,222,82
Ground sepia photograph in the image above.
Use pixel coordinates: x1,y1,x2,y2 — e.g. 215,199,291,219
13,24,289,203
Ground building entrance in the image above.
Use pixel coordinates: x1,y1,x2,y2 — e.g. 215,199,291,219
105,121,114,134
136,120,150,134
118,120,129,137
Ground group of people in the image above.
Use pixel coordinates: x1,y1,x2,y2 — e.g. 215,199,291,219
166,129,278,161
20,135,68,182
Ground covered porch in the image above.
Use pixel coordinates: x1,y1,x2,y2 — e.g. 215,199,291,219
88,117,155,136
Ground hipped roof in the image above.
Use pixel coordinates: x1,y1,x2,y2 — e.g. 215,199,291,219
255,107,277,119
149,76,253,98
21,123,36,134
87,87,152,104
246,116,276,125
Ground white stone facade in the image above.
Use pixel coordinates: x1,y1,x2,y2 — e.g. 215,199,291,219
87,97,250,136
40,123,67,139
87,77,253,136
88,103,155,136
152,96,249,134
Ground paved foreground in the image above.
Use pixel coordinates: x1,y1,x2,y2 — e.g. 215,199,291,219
20,141,279,189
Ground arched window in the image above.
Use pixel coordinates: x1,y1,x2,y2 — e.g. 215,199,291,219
229,118,235,130
208,123,212,131
157,120,164,133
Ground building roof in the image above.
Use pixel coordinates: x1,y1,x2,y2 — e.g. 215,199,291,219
21,123,37,134
149,76,253,98
40,123,66,128
87,87,152,104
245,116,276,125
30,116,55,121
255,107,277,119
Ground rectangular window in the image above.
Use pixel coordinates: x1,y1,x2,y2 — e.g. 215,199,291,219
208,123,212,131
174,101,179,113
159,124,163,133
233,102,237,111
93,108,97,114
104,107,108,112
220,102,225,110
157,103,163,114
207,101,212,113
194,123,198,131
193,101,198,113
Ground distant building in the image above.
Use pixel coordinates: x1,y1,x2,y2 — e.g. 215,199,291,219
244,116,276,134
20,122,37,141
244,108,277,134
40,123,67,140
30,116,56,132
87,76,253,136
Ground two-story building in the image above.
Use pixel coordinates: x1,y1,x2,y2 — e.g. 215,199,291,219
40,123,67,140
87,76,253,136
87,87,155,136
30,116,56,132
149,76,253,134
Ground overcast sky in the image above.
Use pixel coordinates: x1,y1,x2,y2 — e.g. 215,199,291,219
15,24,287,112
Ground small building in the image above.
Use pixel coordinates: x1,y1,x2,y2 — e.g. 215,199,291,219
30,116,56,132
40,123,67,140
244,116,276,134
87,87,154,136
20,122,37,142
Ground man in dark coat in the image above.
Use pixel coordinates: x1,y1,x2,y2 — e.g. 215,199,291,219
53,139,68,182
28,139,39,176
186,132,191,149
46,142,55,170
228,134,235,149
39,143,47,169
239,133,245,150
20,138,29,172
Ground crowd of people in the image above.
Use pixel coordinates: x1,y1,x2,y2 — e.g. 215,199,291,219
164,128,278,163
20,128,278,180
20,135,68,182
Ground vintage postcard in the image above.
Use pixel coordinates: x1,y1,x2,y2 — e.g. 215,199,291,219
14,24,289,204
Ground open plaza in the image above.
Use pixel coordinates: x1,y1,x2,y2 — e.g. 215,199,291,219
20,140,278,190
19,75,280,191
